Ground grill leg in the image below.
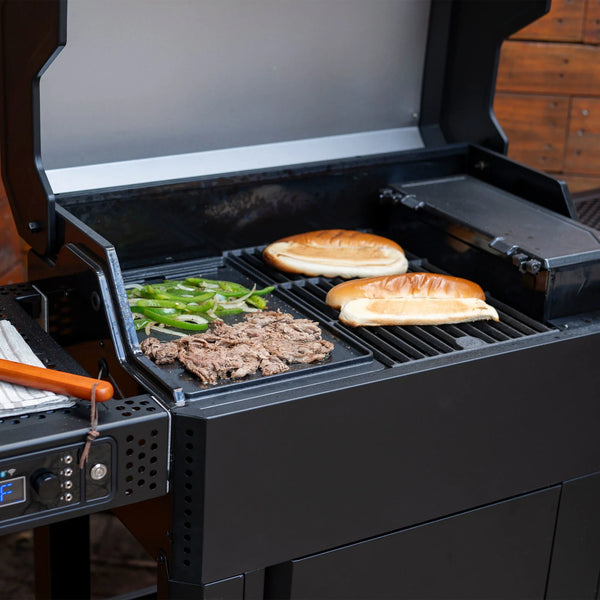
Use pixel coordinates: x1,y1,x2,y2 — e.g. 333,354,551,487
34,515,91,600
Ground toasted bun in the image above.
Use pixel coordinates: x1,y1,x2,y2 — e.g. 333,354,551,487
262,229,408,278
326,272,499,326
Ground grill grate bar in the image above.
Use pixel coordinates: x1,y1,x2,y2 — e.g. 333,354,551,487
348,328,415,366
387,325,456,355
486,299,550,334
480,319,527,340
231,250,307,283
575,197,600,231
439,322,500,344
370,327,428,360
292,282,339,320
467,321,511,342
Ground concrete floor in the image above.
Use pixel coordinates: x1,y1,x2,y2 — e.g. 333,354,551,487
0,512,156,599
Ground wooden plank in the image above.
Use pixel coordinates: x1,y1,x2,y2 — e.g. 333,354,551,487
565,97,600,174
560,174,600,193
0,193,23,282
0,262,26,286
497,41,600,95
512,0,585,42
493,93,569,171
584,0,600,44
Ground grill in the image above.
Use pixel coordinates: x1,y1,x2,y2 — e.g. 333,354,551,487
2,1,600,599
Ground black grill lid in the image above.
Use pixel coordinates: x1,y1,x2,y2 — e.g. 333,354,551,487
0,0,550,258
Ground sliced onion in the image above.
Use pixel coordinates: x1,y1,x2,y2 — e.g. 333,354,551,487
173,314,209,324
229,285,256,303
148,325,189,337
174,284,197,292
240,305,259,312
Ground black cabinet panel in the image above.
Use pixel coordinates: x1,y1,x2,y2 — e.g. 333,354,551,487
265,487,560,600
547,471,600,599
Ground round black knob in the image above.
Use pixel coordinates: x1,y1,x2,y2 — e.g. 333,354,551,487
31,470,61,503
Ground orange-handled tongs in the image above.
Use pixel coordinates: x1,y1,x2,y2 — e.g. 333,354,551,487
0,358,113,402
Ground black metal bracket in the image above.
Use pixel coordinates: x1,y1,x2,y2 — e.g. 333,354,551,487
0,0,66,257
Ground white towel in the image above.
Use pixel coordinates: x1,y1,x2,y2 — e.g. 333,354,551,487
0,320,75,417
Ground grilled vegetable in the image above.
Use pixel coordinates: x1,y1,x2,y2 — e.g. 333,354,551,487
127,277,274,336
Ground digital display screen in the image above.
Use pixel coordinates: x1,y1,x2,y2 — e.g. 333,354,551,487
0,476,26,508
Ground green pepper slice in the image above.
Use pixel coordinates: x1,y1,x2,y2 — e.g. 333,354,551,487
130,298,189,310
246,295,267,309
184,300,216,314
214,307,244,317
133,318,154,331
138,308,209,331
154,290,216,303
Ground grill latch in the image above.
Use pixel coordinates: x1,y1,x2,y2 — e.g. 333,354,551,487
489,237,542,274
379,186,425,210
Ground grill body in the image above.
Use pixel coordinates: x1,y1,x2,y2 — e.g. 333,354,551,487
2,1,600,598
35,149,600,597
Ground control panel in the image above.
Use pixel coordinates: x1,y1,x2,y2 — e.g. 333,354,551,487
0,439,113,527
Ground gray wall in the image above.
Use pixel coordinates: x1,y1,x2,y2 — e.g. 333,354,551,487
40,0,431,169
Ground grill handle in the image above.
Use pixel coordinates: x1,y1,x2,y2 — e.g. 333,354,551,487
0,358,113,402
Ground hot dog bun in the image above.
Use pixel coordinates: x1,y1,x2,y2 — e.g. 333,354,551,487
262,229,408,278
326,272,499,326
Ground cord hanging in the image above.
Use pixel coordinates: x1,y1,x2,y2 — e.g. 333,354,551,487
79,381,100,469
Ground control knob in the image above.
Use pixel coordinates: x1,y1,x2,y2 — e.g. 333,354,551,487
31,469,61,503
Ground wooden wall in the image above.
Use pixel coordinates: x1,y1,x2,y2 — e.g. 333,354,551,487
0,180,27,286
1,0,599,286
495,0,600,194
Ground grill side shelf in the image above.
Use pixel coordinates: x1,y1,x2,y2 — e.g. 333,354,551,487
0,284,170,535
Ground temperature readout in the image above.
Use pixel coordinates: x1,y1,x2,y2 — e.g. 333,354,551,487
0,476,26,508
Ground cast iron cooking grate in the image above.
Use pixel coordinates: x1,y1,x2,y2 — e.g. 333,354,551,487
285,278,551,367
228,248,552,368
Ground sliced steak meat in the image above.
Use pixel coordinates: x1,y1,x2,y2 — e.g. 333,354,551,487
140,337,179,365
141,311,334,384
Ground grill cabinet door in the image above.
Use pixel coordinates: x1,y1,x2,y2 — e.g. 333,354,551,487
264,487,560,600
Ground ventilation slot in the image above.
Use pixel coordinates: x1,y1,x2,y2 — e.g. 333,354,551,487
0,404,81,429
115,398,159,418
177,427,196,569
122,429,161,497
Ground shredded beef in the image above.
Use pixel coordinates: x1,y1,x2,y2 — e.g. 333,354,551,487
140,337,179,365
141,311,334,384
